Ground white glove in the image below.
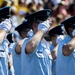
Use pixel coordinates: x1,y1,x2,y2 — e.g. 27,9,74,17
0,19,12,33
56,35,64,44
72,29,75,36
27,29,33,37
38,20,51,33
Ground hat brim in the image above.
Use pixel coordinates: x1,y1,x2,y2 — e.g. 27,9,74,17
15,21,31,33
25,9,52,21
48,25,64,36
61,15,75,34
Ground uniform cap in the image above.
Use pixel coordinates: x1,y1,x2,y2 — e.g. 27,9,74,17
61,15,75,34
48,25,64,36
0,6,11,19
7,33,14,43
15,20,31,33
25,9,52,22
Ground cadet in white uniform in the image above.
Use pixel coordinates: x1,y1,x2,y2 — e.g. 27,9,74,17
12,20,31,75
7,33,15,75
56,15,75,75
21,9,53,75
47,25,64,75
0,6,12,75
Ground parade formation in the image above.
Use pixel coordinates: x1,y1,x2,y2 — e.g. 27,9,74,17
0,0,75,75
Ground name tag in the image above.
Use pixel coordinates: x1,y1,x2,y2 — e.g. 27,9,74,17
36,51,44,58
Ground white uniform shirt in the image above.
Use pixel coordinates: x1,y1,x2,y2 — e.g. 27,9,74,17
56,35,75,75
21,37,53,75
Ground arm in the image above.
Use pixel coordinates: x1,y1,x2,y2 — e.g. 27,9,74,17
62,37,75,56
25,30,44,54
25,20,51,54
51,45,58,60
0,19,12,44
15,39,25,54
0,29,6,44
8,53,13,70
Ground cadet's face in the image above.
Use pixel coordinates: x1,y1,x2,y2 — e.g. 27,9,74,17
51,35,57,46
21,30,30,39
32,20,42,34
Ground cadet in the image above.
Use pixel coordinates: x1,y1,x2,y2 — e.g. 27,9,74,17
7,33,15,75
21,9,53,75
0,6,12,75
48,25,64,52
56,15,75,75
12,20,31,75
15,20,31,39
47,25,64,75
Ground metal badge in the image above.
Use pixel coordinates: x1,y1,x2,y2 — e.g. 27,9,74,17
47,11,50,16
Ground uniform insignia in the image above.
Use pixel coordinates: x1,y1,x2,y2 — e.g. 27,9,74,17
47,11,50,16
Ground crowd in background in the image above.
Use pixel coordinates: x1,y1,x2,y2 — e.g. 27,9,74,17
0,0,75,75
0,0,75,32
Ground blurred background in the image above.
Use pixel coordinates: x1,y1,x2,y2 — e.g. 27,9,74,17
0,0,75,29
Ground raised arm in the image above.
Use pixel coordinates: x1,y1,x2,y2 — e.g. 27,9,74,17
0,19,12,44
15,39,26,54
25,30,44,54
51,45,58,60
25,20,51,54
0,30,6,44
62,37,75,56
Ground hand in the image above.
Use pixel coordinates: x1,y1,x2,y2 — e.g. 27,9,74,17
27,29,33,37
56,35,64,44
38,20,51,33
0,19,12,33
